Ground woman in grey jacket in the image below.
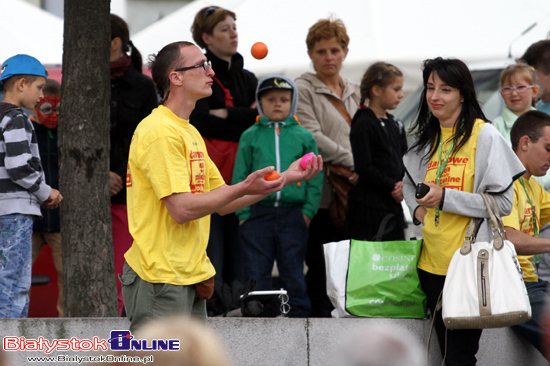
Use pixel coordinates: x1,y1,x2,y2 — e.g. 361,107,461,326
404,57,525,365
295,18,360,317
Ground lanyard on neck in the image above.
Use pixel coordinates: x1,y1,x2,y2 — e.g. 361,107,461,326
519,177,539,237
435,134,455,226
519,176,540,270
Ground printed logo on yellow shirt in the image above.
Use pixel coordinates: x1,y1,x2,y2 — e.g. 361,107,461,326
426,156,469,190
127,134,135,188
126,164,132,188
522,206,536,237
190,150,206,193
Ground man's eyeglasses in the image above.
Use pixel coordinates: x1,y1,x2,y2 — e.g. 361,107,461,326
174,60,212,73
500,85,535,95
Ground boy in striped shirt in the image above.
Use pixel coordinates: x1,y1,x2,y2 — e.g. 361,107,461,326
0,54,62,318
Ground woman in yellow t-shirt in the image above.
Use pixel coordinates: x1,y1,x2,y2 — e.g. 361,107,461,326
403,57,525,365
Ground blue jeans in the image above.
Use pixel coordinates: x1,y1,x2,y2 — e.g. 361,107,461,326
512,280,549,359
0,214,34,318
240,204,311,317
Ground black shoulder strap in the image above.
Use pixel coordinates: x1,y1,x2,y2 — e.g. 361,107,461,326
403,165,416,186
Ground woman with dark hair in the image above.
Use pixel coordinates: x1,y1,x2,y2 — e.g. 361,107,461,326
403,57,525,365
109,14,158,316
189,6,258,289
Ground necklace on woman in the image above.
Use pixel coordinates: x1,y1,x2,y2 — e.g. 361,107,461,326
435,134,455,226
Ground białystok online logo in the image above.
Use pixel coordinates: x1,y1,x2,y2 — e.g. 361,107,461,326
3,330,180,354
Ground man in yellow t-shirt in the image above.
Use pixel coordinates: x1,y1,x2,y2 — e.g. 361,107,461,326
121,42,323,331
503,110,550,359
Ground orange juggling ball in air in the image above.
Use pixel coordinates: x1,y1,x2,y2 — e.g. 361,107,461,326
251,42,268,60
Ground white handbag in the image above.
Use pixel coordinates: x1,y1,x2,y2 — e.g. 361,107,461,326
442,193,531,329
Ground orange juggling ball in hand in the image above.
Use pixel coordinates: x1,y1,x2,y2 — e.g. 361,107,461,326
264,170,280,181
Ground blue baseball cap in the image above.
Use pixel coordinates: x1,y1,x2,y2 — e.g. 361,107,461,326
0,54,47,81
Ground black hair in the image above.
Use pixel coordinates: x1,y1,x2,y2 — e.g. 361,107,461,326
111,14,143,72
520,40,550,75
510,110,550,152
409,57,487,160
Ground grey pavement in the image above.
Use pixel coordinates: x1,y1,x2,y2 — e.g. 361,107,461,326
0,317,547,366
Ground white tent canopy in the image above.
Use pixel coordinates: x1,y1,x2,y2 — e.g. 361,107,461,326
134,0,550,91
0,0,63,65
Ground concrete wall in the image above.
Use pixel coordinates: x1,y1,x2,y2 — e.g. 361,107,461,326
0,318,546,366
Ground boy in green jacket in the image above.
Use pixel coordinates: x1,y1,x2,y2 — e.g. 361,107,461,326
232,75,322,317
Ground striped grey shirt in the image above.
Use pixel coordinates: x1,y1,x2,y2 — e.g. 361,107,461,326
0,103,51,217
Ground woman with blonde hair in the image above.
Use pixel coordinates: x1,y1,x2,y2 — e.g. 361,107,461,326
295,17,360,317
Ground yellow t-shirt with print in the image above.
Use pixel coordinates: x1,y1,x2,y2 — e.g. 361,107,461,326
124,105,225,285
502,177,550,282
419,119,484,275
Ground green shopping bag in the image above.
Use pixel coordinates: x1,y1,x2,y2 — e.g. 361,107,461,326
345,227,427,318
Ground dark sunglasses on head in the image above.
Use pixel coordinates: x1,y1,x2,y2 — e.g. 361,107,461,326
204,6,219,17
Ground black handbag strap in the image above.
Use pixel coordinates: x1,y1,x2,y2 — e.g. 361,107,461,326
403,165,416,186
372,213,397,241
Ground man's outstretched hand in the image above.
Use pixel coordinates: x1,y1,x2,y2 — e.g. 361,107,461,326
242,166,286,196
240,154,323,199
282,154,323,185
